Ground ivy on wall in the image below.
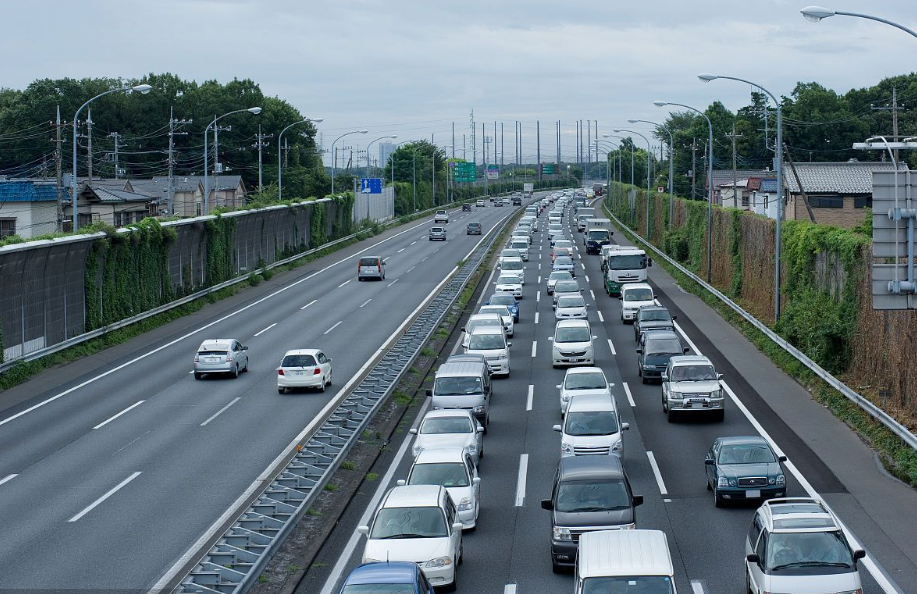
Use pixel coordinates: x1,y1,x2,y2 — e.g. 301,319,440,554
205,215,237,285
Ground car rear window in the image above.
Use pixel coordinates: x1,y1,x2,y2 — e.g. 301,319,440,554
359,257,378,266
282,354,316,367
198,349,228,356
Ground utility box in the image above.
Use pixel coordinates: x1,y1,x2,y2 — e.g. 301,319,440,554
872,170,917,310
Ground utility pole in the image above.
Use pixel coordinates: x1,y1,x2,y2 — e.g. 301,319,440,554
500,122,504,169
107,132,122,179
470,110,476,169
86,108,93,183
452,121,455,159
252,124,273,193
167,108,191,216
55,106,63,230
537,120,541,180
726,122,743,207
587,120,591,165
872,87,905,162
691,138,697,201
213,122,232,174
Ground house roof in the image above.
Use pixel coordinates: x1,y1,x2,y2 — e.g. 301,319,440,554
759,178,779,193
84,187,153,204
176,175,244,192
708,169,771,190
148,176,205,193
0,181,69,202
784,161,900,194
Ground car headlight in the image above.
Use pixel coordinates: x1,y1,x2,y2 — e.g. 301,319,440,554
457,497,473,511
717,476,729,488
611,440,623,453
669,392,683,401
553,526,572,541
711,389,723,399
775,474,786,486
473,405,484,413
561,441,573,454
619,523,636,530
422,556,453,568
561,394,570,402
412,444,422,457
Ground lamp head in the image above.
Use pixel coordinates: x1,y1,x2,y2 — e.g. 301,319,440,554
358,129,369,134
801,5,834,22
653,101,668,107
248,107,263,115
390,135,398,139
602,133,612,138
698,73,718,82
309,118,324,123
627,119,639,124
612,129,624,133
132,84,153,94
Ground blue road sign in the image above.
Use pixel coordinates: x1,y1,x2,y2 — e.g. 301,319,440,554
360,178,383,194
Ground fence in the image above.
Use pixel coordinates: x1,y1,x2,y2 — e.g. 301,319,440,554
352,186,394,224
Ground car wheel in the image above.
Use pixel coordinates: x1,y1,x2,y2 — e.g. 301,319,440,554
278,387,286,394
745,570,754,594
194,372,202,380
706,478,713,491
444,568,458,593
662,397,668,413
232,365,239,379
357,277,363,281
320,377,326,392
551,555,563,574
243,359,249,372
326,370,332,386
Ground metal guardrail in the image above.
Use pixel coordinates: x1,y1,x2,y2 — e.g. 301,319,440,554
174,205,520,594
603,204,917,452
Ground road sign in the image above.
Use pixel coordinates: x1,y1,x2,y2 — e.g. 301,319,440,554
454,162,476,182
486,165,499,180
523,182,534,193
360,178,383,194
658,186,665,193
541,164,555,175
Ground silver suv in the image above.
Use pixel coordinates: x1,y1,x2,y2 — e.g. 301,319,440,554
661,355,724,421
193,339,249,379
434,210,450,223
429,226,447,241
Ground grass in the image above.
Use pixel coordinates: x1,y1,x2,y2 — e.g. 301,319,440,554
306,508,324,517
340,460,357,471
393,391,413,406
323,483,338,492
366,472,379,482
420,347,436,358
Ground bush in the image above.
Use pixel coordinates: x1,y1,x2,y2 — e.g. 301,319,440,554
663,229,689,262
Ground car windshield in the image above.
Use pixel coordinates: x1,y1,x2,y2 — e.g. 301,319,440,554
433,376,483,396
549,272,572,282
565,372,606,390
718,443,776,464
480,306,510,318
608,254,648,270
511,242,527,249
502,250,520,258
766,531,854,570
502,261,523,270
469,334,505,350
555,281,579,293
582,577,675,594
554,257,573,266
639,309,672,322
549,225,563,231
646,338,682,355
281,354,316,367
497,276,519,285
408,462,469,488
555,241,572,249
564,411,619,436
624,288,654,301
467,317,501,333
555,327,590,343
342,585,415,594
671,364,717,381
556,479,630,512
370,507,447,539
489,295,516,307
358,257,379,266
557,296,585,308
420,416,473,434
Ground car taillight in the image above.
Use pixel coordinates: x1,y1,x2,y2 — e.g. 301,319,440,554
226,354,233,362
194,354,199,363
278,369,285,376
313,368,321,375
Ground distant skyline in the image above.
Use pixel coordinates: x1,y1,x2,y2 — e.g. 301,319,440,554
2,1,914,166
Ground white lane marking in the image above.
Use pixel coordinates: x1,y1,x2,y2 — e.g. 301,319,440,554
316,399,430,594
536,292,541,303
359,299,372,308
323,321,343,335
581,262,587,270
68,471,142,522
607,338,617,356
623,382,636,407
670,320,898,594
589,289,596,300
0,474,18,487
585,274,590,282
200,397,242,427
410,241,416,245
598,311,604,322
337,279,351,288
420,256,428,262
300,299,318,310
537,275,541,284
253,323,277,337
406,266,415,273
531,341,537,358
387,279,399,287
505,585,517,594
535,312,540,325
690,580,706,594
526,385,534,411
515,454,529,506
646,451,668,495
93,400,145,430
397,248,405,253
0,217,436,430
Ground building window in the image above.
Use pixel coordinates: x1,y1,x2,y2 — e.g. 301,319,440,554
808,195,843,208
854,196,872,209
741,193,749,207
195,201,203,216
0,218,16,238
78,213,94,227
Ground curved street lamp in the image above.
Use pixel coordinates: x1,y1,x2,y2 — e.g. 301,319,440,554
330,130,369,194
365,135,398,179
614,128,653,237
71,83,152,231
630,119,675,229
801,6,917,39
654,100,714,283
277,117,323,201
204,107,262,213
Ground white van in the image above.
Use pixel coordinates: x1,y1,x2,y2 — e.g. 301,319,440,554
619,282,655,323
553,393,629,457
465,325,511,376
576,530,676,594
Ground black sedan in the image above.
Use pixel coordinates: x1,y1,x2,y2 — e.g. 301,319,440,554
636,330,688,383
705,436,787,507
633,305,676,342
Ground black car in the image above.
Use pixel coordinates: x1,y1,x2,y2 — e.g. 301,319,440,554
467,222,482,235
633,305,676,342
462,203,472,211
512,196,523,206
705,436,787,506
636,330,689,383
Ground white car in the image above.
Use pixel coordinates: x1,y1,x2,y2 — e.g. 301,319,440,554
276,348,332,393
508,239,530,261
410,409,484,465
552,279,581,308
465,325,511,376
358,485,463,589
499,248,522,268
478,304,514,337
555,293,588,320
546,271,573,295
495,273,523,298
511,232,532,246
500,257,525,285
476,199,486,207
461,313,505,349
552,256,576,277
399,448,481,530
553,239,575,254
551,319,596,367
557,367,613,415
620,282,655,322
553,393,629,457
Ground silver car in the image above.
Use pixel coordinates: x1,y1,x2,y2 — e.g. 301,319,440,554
410,409,484,464
429,226,447,241
546,271,573,295
193,339,249,379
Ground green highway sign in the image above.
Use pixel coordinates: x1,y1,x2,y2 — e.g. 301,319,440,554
453,162,476,182
541,163,555,175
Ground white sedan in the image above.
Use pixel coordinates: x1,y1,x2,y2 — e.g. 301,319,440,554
277,349,332,393
494,274,523,298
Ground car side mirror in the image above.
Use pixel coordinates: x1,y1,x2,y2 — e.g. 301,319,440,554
683,347,690,354
452,522,464,532
328,358,333,363
853,549,866,561
648,259,653,267
409,428,418,435
242,346,249,351
746,553,760,565
661,372,668,381
460,327,465,332
541,499,554,510
506,341,512,347
636,349,642,354
472,477,482,485
671,315,677,320
552,424,562,432
477,426,485,433
426,389,433,397
396,479,406,486
592,335,598,340
548,337,554,342
633,495,644,507
357,525,369,535
704,459,715,465
618,296,623,300
778,455,788,462
555,384,562,389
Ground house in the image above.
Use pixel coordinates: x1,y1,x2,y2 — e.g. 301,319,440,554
707,169,772,206
134,177,204,217
751,177,781,220
721,176,774,210
0,181,67,239
179,175,247,213
63,184,155,229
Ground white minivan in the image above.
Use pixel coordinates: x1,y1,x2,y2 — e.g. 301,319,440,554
619,282,655,323
466,326,511,376
575,530,677,594
509,238,530,261
553,393,628,457
551,319,596,367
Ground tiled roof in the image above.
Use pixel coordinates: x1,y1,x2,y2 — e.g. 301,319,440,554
745,177,774,191
759,178,779,193
784,161,900,194
0,181,69,202
709,169,771,189
87,187,153,204
169,175,243,191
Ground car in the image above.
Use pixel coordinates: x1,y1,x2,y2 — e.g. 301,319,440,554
429,359,492,429
557,367,612,415
465,325,511,376
434,210,450,223
552,279,581,308
494,197,504,207
553,239,574,252
551,246,574,263
552,255,576,277
276,348,332,393
541,456,643,572
499,257,525,284
466,222,482,235
619,282,655,323
400,448,481,530
547,224,564,243
511,231,532,246
485,294,519,322
461,203,472,212
476,199,486,207
551,319,597,367
193,339,249,379
358,485,463,591
479,304,514,337
494,273,522,298
636,330,689,383
429,226,447,241
337,562,434,594
411,409,484,465
662,355,725,421
553,392,628,457
705,436,786,506
461,313,505,349
357,255,386,281
555,293,588,320
546,271,573,295
633,305,675,342
499,248,522,267
508,238,529,261
745,498,865,594
512,196,523,206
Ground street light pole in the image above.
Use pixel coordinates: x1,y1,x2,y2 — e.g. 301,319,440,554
655,101,714,283
330,129,369,194
71,83,152,231
801,6,917,38
630,119,674,229
204,106,262,214
363,134,398,194
614,129,652,237
277,117,323,201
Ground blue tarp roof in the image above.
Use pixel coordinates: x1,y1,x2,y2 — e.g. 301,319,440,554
0,181,69,202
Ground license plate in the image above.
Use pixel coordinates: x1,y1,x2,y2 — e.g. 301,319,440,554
746,489,761,498
294,371,303,376
206,357,220,363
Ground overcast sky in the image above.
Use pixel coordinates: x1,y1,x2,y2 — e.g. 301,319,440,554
1,0,913,165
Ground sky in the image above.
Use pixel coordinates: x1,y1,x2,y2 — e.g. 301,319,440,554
0,0,914,166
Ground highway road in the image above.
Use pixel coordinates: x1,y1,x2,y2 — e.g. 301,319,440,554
0,199,522,591
310,195,917,594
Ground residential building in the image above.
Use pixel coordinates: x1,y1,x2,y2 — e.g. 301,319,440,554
379,142,395,170
63,184,155,229
707,169,772,206
0,181,65,239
